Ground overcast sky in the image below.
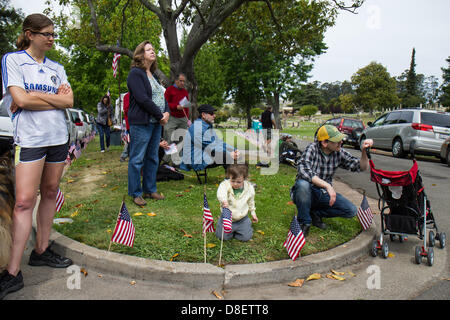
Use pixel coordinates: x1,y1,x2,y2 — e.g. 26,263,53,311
13,0,450,84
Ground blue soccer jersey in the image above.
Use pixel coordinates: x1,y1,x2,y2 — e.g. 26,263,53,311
1,50,70,147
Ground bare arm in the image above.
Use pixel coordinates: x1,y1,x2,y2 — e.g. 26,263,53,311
9,84,73,111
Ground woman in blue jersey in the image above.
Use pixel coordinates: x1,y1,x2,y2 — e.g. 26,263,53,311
0,13,74,299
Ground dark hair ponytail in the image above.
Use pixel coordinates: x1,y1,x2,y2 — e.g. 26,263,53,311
16,13,54,51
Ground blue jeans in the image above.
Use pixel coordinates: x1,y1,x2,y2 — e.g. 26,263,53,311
291,179,357,225
96,123,110,151
128,123,161,198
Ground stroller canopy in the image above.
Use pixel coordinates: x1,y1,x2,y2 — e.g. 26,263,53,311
369,160,418,187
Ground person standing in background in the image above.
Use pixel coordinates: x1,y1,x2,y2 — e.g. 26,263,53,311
96,95,112,152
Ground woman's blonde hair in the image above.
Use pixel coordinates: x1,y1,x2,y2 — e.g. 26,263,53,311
16,13,54,51
131,40,158,72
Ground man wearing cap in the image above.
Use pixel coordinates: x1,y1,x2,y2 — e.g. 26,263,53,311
180,104,239,171
291,124,373,236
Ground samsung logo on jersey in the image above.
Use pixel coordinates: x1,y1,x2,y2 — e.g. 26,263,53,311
24,82,58,94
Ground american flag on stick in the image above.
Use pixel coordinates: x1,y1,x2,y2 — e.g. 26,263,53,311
56,189,64,212
283,216,305,261
357,194,373,230
221,207,232,234
112,51,121,78
202,193,215,234
110,202,135,247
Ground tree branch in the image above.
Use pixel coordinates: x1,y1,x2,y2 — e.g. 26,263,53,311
331,0,365,14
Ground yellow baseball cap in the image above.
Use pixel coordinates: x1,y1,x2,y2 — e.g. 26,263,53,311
317,125,346,142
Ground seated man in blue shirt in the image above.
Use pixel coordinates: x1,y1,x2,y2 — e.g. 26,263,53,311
180,104,239,172
291,125,373,236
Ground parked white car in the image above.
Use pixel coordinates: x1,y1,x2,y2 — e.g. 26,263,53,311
0,98,14,154
68,108,88,141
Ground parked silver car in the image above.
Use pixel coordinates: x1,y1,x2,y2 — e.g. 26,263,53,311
64,109,77,145
359,109,450,158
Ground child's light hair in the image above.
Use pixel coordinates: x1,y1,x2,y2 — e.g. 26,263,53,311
226,164,249,180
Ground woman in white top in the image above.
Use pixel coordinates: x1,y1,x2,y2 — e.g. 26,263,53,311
0,13,73,298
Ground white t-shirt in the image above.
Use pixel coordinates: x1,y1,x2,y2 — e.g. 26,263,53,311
1,50,69,147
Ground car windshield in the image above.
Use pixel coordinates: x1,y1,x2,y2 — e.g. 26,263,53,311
421,112,450,128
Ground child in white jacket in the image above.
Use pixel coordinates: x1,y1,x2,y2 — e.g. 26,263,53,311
216,164,258,241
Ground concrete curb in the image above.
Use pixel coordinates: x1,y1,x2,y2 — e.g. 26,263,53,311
47,220,377,289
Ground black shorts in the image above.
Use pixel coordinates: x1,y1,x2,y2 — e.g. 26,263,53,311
16,142,69,164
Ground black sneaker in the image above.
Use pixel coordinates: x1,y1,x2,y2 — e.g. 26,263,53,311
0,270,24,300
28,246,73,268
311,212,327,230
300,224,311,237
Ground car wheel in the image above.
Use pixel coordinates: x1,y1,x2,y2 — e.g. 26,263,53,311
352,128,363,150
392,138,406,158
446,148,450,167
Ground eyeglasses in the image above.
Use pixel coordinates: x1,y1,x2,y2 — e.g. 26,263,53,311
32,31,58,39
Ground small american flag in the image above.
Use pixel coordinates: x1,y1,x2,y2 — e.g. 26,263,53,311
202,194,215,234
112,51,121,78
74,141,82,159
283,216,305,261
56,189,64,212
111,202,135,247
221,207,232,234
357,194,373,230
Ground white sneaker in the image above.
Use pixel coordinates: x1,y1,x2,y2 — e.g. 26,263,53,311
101,150,105,153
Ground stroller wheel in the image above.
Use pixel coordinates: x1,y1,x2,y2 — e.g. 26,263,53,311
427,248,434,267
381,242,389,259
439,232,446,249
414,246,422,264
390,234,396,242
429,231,435,247
370,240,378,257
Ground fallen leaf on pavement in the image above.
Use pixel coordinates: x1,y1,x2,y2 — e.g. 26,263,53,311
347,271,356,277
388,252,395,258
306,273,321,281
331,269,345,276
288,279,305,287
130,280,136,285
212,290,223,299
80,268,88,277
328,274,345,281
170,253,179,261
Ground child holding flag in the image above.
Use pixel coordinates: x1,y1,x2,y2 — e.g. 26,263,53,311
216,164,258,242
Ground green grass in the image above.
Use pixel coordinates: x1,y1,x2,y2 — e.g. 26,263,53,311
54,129,362,265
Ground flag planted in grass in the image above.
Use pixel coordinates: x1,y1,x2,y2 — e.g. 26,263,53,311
357,194,373,230
202,193,215,234
111,202,135,247
283,216,305,261
222,207,232,234
56,188,64,212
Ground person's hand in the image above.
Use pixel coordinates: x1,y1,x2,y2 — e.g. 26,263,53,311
57,84,72,95
10,100,19,113
222,201,229,208
230,150,240,160
159,140,170,150
362,139,373,150
326,184,337,207
251,213,258,223
177,104,183,110
159,112,169,125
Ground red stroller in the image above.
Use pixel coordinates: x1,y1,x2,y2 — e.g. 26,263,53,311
367,149,446,266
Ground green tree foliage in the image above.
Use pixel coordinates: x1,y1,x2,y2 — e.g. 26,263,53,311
351,62,400,113
439,57,450,109
297,104,318,120
0,0,24,96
